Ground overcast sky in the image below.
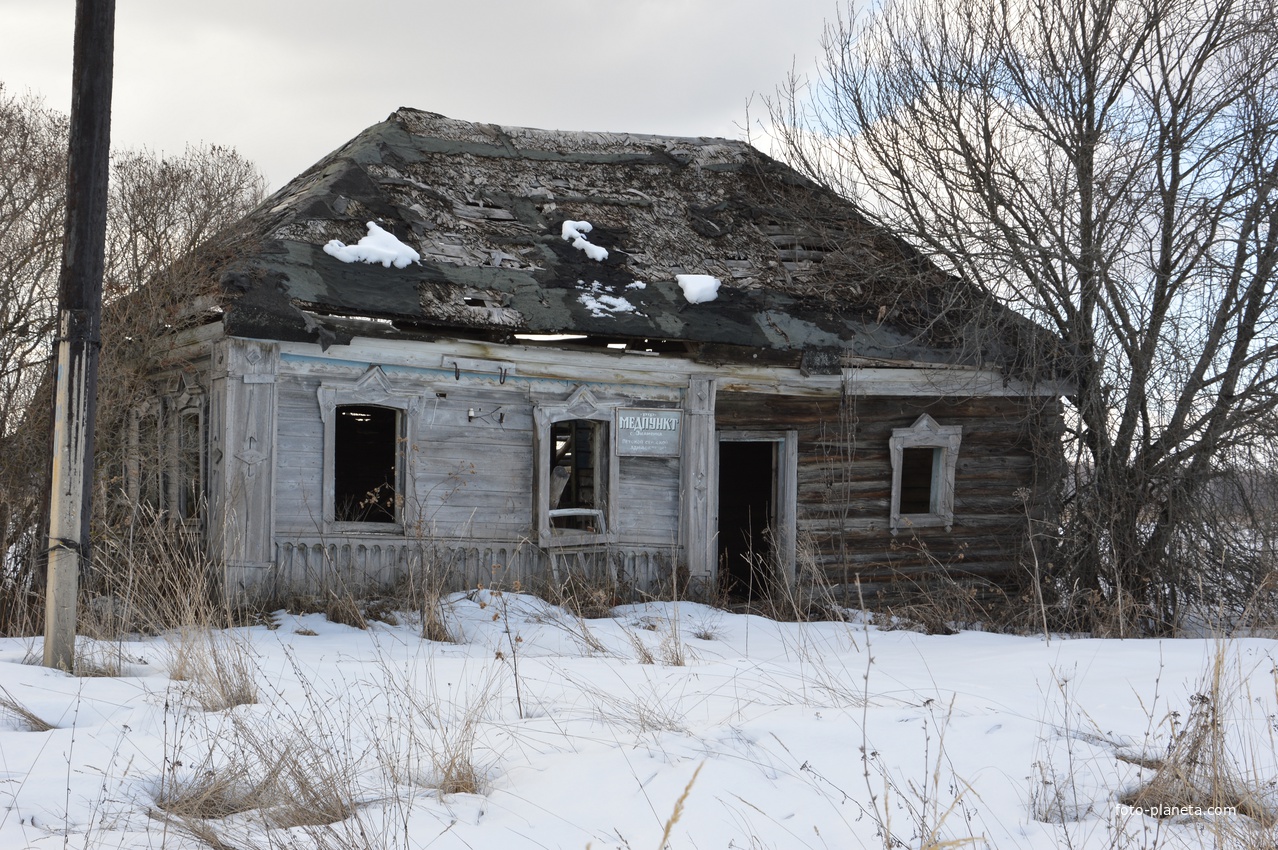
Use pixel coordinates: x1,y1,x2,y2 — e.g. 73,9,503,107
1,1,835,190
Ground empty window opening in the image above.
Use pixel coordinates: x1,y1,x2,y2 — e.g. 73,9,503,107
177,410,203,521
334,405,399,523
899,447,939,515
136,412,162,510
889,414,961,532
548,418,606,534
718,441,776,601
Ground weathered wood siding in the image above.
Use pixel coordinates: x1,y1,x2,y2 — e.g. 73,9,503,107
274,375,325,533
716,391,1062,603
268,360,683,594
407,384,535,540
272,539,679,597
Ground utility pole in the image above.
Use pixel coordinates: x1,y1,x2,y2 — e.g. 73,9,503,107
44,0,116,671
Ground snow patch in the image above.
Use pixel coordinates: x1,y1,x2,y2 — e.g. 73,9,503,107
576,280,638,318
626,281,647,290
676,274,721,304
323,221,420,268
561,220,609,262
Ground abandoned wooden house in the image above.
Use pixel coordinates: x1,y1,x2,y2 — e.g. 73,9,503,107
135,107,1067,605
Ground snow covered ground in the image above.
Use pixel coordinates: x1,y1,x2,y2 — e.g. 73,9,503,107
1,593,1275,849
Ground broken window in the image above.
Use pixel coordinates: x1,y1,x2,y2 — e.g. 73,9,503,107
125,394,200,523
898,447,939,514
534,390,618,546
890,415,961,532
129,407,163,511
548,418,607,534
177,408,203,521
334,404,400,524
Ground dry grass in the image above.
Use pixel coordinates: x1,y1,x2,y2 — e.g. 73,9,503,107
420,598,455,644
370,660,493,797
0,685,54,731
167,628,259,712
86,503,230,636
153,761,269,821
624,626,656,665
544,570,621,619
658,629,688,667
386,562,456,643
73,641,128,677
324,589,368,630
657,762,703,849
0,581,41,638
564,671,687,735
1120,645,1277,830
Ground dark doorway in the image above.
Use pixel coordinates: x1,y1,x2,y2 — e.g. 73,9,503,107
717,440,776,600
335,405,399,523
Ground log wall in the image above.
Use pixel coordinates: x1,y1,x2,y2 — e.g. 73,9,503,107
716,391,1063,604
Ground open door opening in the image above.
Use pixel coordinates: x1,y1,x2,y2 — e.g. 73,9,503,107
717,440,776,601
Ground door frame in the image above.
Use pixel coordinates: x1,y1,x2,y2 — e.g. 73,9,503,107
715,430,798,592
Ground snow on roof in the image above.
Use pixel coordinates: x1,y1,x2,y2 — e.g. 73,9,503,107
676,274,721,304
561,220,609,262
576,280,638,318
324,221,421,268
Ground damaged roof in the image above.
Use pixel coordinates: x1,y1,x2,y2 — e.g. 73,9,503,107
216,107,1047,372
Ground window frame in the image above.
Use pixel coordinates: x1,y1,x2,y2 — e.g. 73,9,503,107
889,414,961,533
534,388,619,547
126,397,164,512
319,368,418,535
123,377,206,526
176,402,205,523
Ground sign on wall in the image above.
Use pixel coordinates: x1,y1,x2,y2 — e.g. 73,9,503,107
616,408,682,457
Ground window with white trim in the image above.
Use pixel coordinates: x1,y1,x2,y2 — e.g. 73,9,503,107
318,368,417,532
890,414,961,532
534,387,618,546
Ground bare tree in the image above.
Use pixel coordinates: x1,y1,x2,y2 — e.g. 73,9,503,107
770,0,1278,632
0,86,67,616
0,87,66,435
106,144,266,296
0,86,266,632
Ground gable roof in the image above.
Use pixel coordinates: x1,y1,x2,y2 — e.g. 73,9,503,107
213,107,1048,374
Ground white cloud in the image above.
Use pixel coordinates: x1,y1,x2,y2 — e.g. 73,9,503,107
0,0,829,189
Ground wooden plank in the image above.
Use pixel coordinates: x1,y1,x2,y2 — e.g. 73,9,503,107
276,338,1066,397
680,376,717,584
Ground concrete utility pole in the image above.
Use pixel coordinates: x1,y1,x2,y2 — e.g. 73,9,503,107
44,0,116,671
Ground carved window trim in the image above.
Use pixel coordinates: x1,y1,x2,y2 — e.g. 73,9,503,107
126,397,164,512
318,367,420,535
889,414,961,533
533,387,620,547
123,375,206,526
175,399,205,524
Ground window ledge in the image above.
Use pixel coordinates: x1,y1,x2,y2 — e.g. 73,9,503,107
329,521,405,536
892,513,952,533
540,529,617,549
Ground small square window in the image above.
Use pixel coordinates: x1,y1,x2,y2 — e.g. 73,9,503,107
890,415,961,532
